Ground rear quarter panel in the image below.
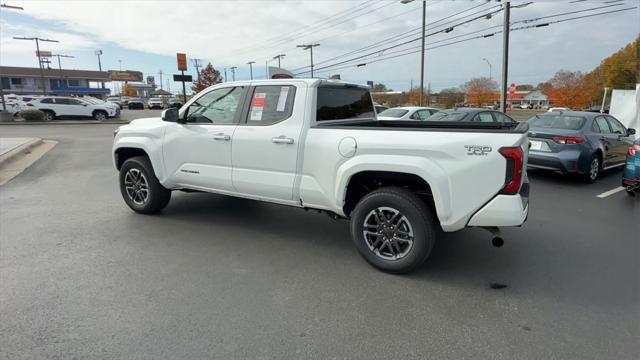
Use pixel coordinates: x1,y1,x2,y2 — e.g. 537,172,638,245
301,128,528,231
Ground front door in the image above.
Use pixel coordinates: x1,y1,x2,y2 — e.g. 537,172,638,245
162,86,246,192
606,116,633,165
594,116,619,167
232,85,303,202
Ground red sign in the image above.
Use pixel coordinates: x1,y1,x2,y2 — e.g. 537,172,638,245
176,53,187,71
509,83,516,94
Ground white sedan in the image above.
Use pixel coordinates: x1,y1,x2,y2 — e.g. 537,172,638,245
377,106,440,121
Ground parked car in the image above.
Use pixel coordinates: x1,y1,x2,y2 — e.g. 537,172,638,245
427,108,517,123
26,96,119,121
127,99,144,110
147,98,163,109
167,98,183,108
106,97,123,109
0,98,23,115
113,79,530,274
81,96,120,113
622,139,640,196
519,103,533,109
526,111,636,183
548,107,570,112
377,106,440,121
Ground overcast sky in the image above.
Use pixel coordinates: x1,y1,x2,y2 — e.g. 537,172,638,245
1,0,638,93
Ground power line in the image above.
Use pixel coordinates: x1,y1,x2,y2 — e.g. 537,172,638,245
295,5,638,76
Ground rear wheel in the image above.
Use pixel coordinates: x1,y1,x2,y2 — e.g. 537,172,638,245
581,154,600,183
350,187,436,274
119,156,171,214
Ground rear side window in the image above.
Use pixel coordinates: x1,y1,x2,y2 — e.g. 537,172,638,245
528,115,586,130
472,112,495,122
493,112,515,123
428,112,467,121
316,86,374,121
55,98,70,105
378,108,408,118
40,98,53,104
246,85,296,125
594,117,611,133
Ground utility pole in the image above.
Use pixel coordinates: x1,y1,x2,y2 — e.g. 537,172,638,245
52,54,74,89
158,70,163,90
296,44,320,78
247,61,255,80
273,54,286,68
500,0,510,113
13,36,59,95
400,0,426,105
118,59,122,71
230,66,237,81
1,4,23,113
192,58,202,80
224,68,228,82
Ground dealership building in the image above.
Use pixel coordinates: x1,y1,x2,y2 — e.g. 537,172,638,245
0,66,111,98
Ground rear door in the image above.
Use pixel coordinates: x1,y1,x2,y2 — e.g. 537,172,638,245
594,116,619,167
606,116,632,165
231,84,303,202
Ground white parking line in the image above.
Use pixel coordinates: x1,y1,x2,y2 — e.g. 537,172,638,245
597,187,625,199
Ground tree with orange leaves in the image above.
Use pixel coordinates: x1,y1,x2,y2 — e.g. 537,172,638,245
463,77,497,106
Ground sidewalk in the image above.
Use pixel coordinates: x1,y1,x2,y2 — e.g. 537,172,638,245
0,138,40,158
0,137,57,185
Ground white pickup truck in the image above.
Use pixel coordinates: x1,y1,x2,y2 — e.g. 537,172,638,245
113,79,530,273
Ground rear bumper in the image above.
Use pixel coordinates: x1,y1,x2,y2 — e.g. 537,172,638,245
467,194,529,227
527,149,587,174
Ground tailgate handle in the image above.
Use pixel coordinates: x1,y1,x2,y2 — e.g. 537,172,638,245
272,136,294,144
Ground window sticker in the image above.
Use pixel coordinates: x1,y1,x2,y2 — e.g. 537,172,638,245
250,93,266,121
276,86,289,112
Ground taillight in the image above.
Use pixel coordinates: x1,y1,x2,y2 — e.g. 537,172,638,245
25,103,34,107
499,146,523,195
628,144,640,156
552,136,584,144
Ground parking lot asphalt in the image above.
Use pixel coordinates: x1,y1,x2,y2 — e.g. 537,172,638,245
0,125,638,359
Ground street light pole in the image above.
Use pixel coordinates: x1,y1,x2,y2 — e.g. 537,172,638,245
297,44,320,78
230,66,237,81
224,68,228,82
482,58,492,80
95,50,105,89
400,0,426,105
247,61,255,80
273,54,286,68
500,0,511,113
13,36,59,95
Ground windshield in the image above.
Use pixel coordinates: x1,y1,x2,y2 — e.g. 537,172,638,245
378,109,409,118
528,115,585,130
428,111,468,121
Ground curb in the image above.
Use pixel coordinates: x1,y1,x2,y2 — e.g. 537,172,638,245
0,138,44,168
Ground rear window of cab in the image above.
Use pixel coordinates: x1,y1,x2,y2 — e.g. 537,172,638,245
316,86,374,121
528,115,586,130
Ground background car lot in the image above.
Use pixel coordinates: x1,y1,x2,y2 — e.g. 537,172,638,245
0,124,637,359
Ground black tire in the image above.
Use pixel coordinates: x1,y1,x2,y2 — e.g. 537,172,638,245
580,154,601,183
42,110,55,121
119,156,171,214
350,186,437,274
93,110,107,121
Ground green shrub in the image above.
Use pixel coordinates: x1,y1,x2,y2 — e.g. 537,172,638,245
20,109,46,122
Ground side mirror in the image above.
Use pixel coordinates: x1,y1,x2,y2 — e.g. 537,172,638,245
628,128,636,135
161,107,179,123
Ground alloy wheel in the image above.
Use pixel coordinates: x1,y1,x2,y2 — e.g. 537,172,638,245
124,168,149,205
362,206,414,260
589,158,599,181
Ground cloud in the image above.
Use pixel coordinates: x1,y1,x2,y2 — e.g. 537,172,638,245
2,0,639,90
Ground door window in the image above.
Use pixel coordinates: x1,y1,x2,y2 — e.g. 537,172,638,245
68,99,84,106
410,109,430,120
472,112,495,122
493,112,515,123
245,85,296,125
606,116,626,135
55,98,70,105
184,87,243,124
594,117,612,133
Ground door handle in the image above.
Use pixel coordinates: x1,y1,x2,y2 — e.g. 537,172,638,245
213,133,231,141
272,136,294,144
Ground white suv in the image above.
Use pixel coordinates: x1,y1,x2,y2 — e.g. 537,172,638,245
27,96,119,121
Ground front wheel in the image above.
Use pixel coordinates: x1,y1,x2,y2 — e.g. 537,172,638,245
119,156,171,214
93,111,107,121
350,187,437,274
